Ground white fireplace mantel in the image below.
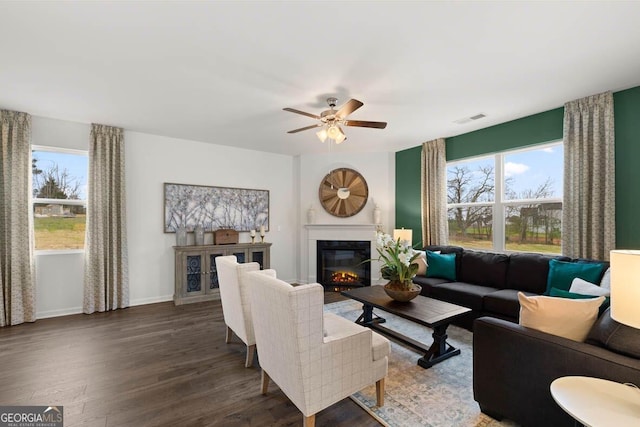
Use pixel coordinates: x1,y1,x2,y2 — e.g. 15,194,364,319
303,223,382,285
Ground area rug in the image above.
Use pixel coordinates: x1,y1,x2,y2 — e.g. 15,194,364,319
324,300,519,427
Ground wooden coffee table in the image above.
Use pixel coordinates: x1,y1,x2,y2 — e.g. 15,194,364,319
341,285,471,368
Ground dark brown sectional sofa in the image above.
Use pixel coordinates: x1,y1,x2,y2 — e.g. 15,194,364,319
412,245,640,427
412,245,606,327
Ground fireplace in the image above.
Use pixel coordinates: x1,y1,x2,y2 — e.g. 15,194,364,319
317,240,371,291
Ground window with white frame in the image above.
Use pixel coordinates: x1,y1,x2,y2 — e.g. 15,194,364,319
32,146,88,251
446,141,563,254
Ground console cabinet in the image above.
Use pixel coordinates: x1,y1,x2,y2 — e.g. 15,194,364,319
173,242,271,305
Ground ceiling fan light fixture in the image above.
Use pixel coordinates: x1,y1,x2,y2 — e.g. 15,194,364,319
334,130,346,144
326,124,341,140
316,128,328,142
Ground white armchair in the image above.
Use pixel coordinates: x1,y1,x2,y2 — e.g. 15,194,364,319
215,255,261,367
247,272,390,427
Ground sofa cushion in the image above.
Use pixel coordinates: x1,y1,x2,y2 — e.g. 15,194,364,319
518,292,604,342
505,253,566,294
424,245,464,277
458,250,509,289
430,282,498,311
483,289,537,320
549,287,610,315
412,275,450,293
545,259,605,295
569,278,610,296
426,251,457,281
586,307,640,359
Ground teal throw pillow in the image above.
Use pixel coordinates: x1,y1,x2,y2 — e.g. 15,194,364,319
549,287,610,316
545,259,604,295
426,251,456,281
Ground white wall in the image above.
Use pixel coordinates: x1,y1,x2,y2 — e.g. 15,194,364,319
31,116,297,318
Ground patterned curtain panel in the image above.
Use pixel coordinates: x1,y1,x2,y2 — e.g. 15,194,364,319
0,110,36,327
421,138,448,246
84,124,129,313
562,91,615,260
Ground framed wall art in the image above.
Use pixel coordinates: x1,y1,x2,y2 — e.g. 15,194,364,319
164,183,269,232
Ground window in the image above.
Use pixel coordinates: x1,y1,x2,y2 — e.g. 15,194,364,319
447,142,563,254
32,146,88,251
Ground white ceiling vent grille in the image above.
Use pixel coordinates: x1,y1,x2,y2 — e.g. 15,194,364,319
454,113,487,125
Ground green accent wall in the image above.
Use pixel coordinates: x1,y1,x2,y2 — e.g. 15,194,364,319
614,86,640,248
396,86,640,249
395,146,422,246
446,108,563,161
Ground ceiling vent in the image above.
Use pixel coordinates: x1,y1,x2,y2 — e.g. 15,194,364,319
454,113,487,125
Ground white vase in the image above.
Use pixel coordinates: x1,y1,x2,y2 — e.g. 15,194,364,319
176,226,187,246
194,225,204,245
373,205,381,224
307,206,316,224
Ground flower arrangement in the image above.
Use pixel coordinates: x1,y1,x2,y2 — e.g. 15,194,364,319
374,231,422,291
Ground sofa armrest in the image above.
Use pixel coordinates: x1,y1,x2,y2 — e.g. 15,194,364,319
473,316,640,427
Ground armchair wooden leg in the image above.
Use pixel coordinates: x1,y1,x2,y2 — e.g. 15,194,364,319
303,414,316,427
376,378,385,407
225,326,233,343
261,370,270,395
245,344,256,368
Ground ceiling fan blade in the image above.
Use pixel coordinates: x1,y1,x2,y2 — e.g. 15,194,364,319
335,99,364,119
343,120,388,129
283,107,321,120
287,123,322,134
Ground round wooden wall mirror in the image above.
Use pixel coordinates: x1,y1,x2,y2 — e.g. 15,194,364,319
318,168,369,217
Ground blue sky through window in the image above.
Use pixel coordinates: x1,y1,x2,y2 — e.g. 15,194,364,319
32,150,88,200
505,145,563,198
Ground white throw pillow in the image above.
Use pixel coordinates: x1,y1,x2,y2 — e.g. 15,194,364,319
518,292,605,342
414,251,427,275
413,250,442,276
599,267,611,289
569,277,610,296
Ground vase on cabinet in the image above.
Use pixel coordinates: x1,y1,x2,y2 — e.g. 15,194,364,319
194,225,205,245
176,226,187,246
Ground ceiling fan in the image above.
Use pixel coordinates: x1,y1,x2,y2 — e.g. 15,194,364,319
283,97,387,144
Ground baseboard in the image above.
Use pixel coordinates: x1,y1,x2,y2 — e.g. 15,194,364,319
37,307,83,319
35,295,174,320
130,294,174,306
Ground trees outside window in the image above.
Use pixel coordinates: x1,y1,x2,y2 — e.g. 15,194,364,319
446,142,563,254
32,146,88,251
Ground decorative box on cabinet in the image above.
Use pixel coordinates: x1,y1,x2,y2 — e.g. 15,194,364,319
173,242,272,305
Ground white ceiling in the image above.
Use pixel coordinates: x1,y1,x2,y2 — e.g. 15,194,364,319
1,1,640,156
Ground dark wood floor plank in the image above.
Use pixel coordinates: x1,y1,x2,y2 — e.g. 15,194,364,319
0,294,380,427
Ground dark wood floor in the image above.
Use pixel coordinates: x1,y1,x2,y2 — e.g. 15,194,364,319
0,291,378,427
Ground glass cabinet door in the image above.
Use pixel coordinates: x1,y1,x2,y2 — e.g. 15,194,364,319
206,250,226,293
184,253,204,295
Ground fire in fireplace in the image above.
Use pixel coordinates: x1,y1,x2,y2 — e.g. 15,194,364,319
317,240,371,291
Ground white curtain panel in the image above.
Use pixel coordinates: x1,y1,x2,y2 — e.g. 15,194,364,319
0,110,36,326
562,91,615,260
84,124,129,313
421,138,449,246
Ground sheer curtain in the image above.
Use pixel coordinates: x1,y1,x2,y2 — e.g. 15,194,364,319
421,138,448,246
0,110,35,326
84,124,129,313
562,91,615,260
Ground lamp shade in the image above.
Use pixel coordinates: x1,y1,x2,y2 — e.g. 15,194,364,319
610,249,640,329
393,228,413,244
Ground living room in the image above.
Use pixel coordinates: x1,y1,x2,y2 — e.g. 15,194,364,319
2,2,640,426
